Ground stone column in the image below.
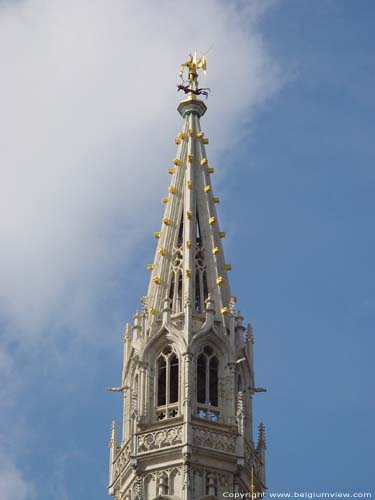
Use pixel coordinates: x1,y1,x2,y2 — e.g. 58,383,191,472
182,452,192,500
138,362,147,419
227,362,236,425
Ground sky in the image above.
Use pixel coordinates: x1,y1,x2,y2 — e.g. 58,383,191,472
0,0,374,499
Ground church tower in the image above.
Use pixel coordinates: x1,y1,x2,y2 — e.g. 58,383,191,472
108,54,266,500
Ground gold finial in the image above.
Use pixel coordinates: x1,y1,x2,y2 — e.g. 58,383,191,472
179,52,207,91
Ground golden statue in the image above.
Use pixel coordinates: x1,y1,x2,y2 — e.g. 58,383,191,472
179,52,207,89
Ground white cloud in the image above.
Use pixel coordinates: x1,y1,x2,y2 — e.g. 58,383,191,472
0,1,283,497
0,452,33,500
0,0,282,338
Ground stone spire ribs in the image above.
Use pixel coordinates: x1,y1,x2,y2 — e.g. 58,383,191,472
145,96,232,324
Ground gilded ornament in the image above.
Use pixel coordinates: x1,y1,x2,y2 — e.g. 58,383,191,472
179,52,207,88
154,232,161,239
208,217,216,225
204,185,211,193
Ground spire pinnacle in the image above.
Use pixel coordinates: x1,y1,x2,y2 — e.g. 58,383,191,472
109,420,117,448
124,322,131,341
257,422,266,450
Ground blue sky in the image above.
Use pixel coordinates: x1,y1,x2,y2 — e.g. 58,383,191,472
0,1,374,499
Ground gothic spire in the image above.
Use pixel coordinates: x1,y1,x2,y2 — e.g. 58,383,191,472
145,58,233,325
108,54,267,500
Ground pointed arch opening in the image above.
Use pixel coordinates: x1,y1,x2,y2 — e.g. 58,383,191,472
156,346,180,420
169,248,183,314
177,208,184,247
194,248,208,313
157,357,167,406
177,271,183,312
196,345,220,421
196,208,202,246
169,273,175,301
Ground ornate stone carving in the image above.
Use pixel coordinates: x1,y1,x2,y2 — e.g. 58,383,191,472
191,466,231,499
244,439,263,477
133,474,143,500
112,440,131,483
137,425,183,453
192,425,236,453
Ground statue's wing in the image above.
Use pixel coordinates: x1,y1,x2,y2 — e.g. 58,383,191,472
201,55,207,75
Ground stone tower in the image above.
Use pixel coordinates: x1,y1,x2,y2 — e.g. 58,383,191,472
108,54,266,500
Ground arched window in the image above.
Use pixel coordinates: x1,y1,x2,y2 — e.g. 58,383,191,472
196,346,219,421
157,357,166,406
194,249,208,313
156,346,179,420
169,248,183,313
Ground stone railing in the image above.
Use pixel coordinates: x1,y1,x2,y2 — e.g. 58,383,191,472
137,423,183,453
196,403,220,422
192,424,236,454
112,438,131,484
156,402,179,421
